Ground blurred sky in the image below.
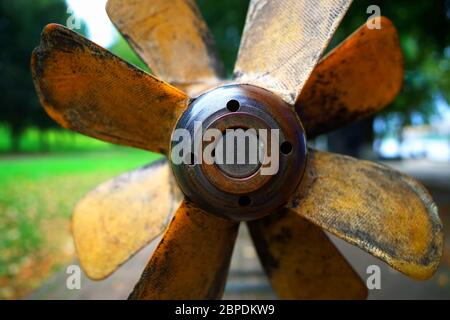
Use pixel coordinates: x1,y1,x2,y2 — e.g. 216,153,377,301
65,0,117,47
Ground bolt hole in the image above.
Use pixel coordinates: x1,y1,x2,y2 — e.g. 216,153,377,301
238,195,251,207
226,99,240,112
280,141,293,155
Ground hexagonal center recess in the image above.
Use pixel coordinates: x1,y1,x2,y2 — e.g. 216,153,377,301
170,84,307,222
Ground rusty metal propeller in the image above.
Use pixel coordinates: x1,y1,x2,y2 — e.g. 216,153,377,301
31,0,443,300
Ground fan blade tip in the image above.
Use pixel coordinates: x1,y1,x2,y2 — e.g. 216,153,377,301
42,22,64,35
400,259,442,281
70,187,119,281
105,0,116,17
374,16,395,29
366,16,401,42
384,225,442,280
71,204,108,281
40,23,72,46
31,24,62,64
71,207,128,282
71,230,111,281
414,228,444,280
81,262,114,281
367,16,402,57
366,16,402,54
30,54,70,130
76,256,112,281
30,45,69,130
34,23,89,64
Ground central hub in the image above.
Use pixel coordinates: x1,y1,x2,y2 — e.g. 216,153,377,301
215,127,261,178
170,84,307,221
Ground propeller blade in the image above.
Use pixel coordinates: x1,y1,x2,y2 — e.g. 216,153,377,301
297,17,404,137
248,208,367,299
72,160,181,280
234,0,353,104
288,149,443,280
129,200,239,299
107,0,225,89
31,24,189,155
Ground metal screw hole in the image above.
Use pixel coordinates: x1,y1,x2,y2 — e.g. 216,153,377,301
238,195,251,207
226,99,240,112
280,141,293,155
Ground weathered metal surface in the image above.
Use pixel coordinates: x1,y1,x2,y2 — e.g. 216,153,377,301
171,84,307,221
129,200,239,300
31,1,443,301
288,149,443,280
72,160,180,280
234,0,353,104
107,0,224,89
297,17,404,138
248,208,367,299
31,24,189,156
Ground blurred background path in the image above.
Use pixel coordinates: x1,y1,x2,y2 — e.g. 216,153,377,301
28,161,450,300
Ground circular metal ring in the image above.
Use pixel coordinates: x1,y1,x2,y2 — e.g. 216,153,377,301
170,84,307,221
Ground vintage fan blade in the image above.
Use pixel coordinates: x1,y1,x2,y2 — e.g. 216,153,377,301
72,160,181,280
129,200,239,299
107,0,224,89
288,149,443,280
176,81,230,97
234,0,353,104
297,17,403,137
248,208,367,299
31,24,189,155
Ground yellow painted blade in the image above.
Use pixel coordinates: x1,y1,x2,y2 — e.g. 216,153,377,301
129,200,239,300
107,0,224,90
175,81,230,98
288,149,443,280
234,0,353,104
31,24,189,155
73,160,181,280
248,208,367,300
297,17,404,137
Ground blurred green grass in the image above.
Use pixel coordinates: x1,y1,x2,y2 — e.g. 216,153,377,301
0,126,118,153
0,129,162,299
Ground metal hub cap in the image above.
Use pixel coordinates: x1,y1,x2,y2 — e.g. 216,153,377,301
215,128,262,178
170,84,307,221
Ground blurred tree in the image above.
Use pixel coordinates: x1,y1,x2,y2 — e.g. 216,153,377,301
1,0,449,154
319,0,450,156
334,0,450,122
197,0,249,76
196,0,449,157
0,0,67,151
